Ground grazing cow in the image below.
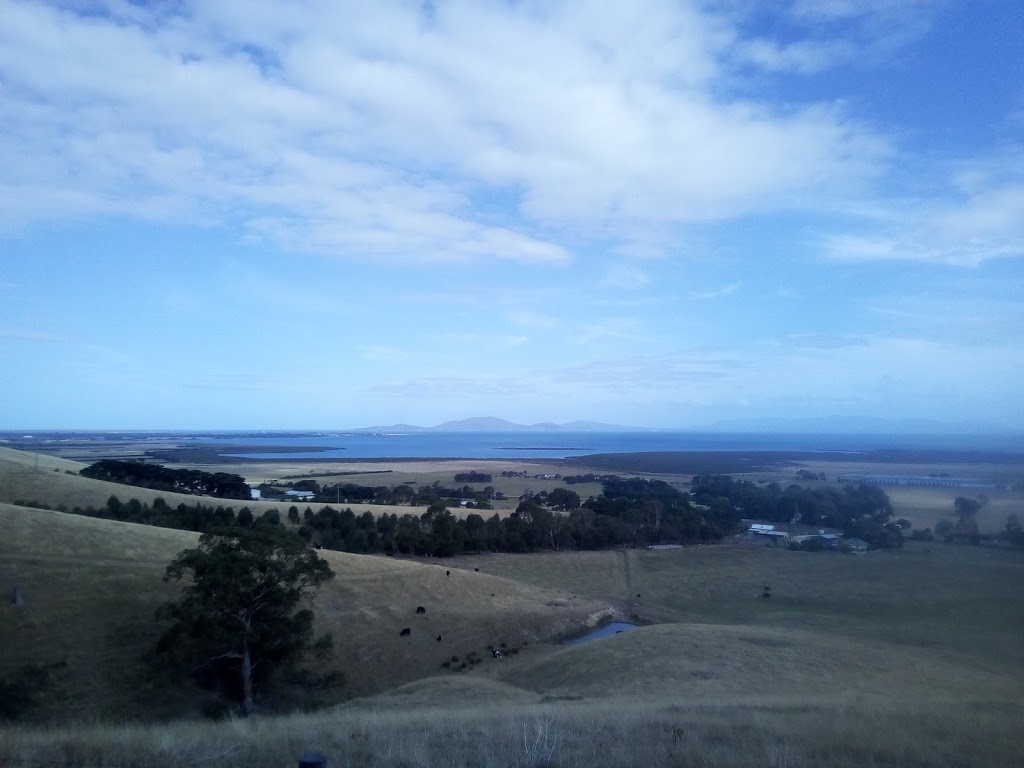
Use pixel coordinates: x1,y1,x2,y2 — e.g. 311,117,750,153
416,606,426,614
446,570,451,577
400,627,411,637
474,567,480,571
436,635,442,642
491,649,502,659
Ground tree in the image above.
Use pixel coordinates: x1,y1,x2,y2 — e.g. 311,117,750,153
547,487,581,511
155,527,335,716
952,496,984,544
935,518,955,542
1006,513,1024,547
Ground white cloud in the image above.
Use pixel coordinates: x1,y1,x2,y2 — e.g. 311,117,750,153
821,147,1024,266
690,281,741,300
602,263,650,290
0,327,68,343
359,345,403,363
0,0,890,263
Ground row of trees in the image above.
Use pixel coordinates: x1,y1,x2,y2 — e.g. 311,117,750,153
295,477,739,556
60,475,908,554
81,459,250,500
690,475,902,549
263,479,501,508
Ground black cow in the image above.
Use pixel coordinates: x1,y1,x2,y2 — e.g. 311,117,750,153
416,606,426,614
400,627,411,637
446,570,451,577
436,635,442,642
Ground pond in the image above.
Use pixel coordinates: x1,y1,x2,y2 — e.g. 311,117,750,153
563,622,639,646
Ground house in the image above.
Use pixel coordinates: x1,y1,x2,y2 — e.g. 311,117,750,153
250,489,262,501
841,538,869,553
285,490,316,500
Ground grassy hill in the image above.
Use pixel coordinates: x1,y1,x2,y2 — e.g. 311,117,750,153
0,446,425,518
3,478,1023,766
0,503,606,721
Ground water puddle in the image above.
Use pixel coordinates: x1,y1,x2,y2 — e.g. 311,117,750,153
564,622,639,646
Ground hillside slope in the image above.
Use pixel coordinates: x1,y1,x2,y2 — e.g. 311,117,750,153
0,446,422,518
0,503,606,720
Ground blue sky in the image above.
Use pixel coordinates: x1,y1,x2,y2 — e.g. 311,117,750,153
1,0,1022,431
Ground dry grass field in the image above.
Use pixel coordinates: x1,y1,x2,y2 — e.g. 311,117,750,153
0,503,606,720
0,447,424,519
3,446,1024,767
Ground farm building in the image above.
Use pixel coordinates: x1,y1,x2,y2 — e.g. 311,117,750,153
841,538,870,553
747,523,789,540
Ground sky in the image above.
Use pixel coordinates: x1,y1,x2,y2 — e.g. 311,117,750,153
1,0,1022,431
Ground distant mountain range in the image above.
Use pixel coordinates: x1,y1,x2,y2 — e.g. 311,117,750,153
355,417,643,433
698,416,1019,434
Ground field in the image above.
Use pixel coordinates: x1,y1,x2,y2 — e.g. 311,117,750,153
2,443,1024,766
7,441,1023,531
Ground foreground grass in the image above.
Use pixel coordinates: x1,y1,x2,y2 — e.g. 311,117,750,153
3,692,1021,768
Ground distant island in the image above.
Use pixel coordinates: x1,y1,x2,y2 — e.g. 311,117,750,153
354,417,645,433
350,415,1022,436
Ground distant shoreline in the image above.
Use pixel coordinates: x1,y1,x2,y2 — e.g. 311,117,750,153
137,446,1024,477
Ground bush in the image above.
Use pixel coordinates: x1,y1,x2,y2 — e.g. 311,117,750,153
0,662,66,721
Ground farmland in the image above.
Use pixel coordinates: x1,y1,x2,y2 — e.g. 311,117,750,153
2,442,1023,766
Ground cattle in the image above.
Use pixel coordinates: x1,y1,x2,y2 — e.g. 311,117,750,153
400,627,411,637
474,567,480,571
446,570,451,577
491,649,502,659
436,635,442,642
416,606,426,614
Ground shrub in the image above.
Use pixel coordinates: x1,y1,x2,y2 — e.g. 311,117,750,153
0,662,66,721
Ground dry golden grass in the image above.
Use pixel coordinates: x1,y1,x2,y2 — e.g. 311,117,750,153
4,453,1024,767
492,622,1019,702
2,692,1021,767
0,503,607,720
0,447,427,519
883,485,1021,532
454,542,1024,664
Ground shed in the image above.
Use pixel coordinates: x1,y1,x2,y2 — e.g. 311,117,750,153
842,538,869,553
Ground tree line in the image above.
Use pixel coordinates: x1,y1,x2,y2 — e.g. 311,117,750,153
56,476,734,554
690,474,903,549
46,474,911,554
262,479,502,508
81,459,250,500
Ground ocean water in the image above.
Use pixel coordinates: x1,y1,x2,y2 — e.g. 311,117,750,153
212,431,1024,460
